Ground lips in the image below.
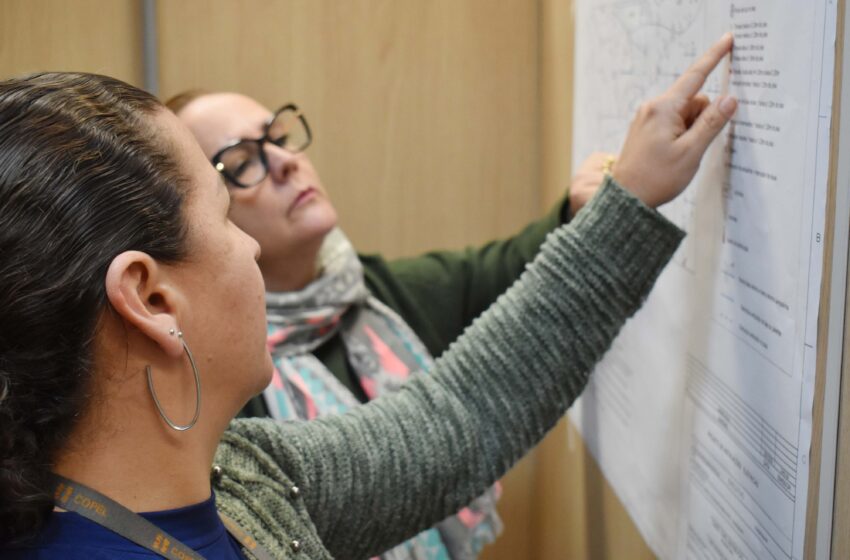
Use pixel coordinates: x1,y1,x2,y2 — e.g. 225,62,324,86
288,186,317,215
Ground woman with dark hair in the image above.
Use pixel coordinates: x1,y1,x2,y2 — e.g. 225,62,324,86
0,35,735,560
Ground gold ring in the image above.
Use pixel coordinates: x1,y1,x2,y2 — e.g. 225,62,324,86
602,155,616,175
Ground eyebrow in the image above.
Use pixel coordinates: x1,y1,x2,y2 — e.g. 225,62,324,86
226,113,273,145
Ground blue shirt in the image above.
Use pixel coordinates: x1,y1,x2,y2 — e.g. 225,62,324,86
3,494,246,559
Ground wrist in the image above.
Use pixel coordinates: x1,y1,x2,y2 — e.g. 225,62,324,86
611,165,658,208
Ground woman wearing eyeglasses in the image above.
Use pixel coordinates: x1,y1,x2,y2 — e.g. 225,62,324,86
167,79,611,560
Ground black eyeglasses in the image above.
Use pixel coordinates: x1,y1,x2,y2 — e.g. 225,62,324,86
211,103,312,189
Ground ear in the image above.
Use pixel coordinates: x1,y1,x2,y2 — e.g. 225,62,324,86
105,251,184,359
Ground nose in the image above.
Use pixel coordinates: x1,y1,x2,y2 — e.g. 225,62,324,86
265,143,299,184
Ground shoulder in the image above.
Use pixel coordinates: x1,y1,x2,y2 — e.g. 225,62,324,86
358,253,397,290
358,253,415,314
215,421,326,558
216,420,303,483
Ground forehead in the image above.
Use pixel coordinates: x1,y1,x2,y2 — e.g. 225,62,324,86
178,93,273,157
151,109,226,207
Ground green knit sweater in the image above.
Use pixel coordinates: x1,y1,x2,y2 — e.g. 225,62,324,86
213,178,684,559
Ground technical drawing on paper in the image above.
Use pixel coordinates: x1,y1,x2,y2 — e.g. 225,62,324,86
577,0,710,273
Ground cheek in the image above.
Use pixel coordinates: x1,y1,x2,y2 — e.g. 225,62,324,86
216,258,268,367
228,195,291,250
229,185,277,217
245,264,273,386
300,159,327,190
241,248,268,331
211,231,265,324
229,201,268,236
227,232,265,301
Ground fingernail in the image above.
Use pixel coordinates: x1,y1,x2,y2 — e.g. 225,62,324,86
720,31,733,42
719,96,738,117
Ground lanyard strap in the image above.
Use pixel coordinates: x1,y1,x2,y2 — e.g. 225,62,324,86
51,475,278,560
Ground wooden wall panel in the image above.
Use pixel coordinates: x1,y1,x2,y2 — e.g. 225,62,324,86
833,280,850,558
157,0,540,260
827,3,849,558
0,0,142,86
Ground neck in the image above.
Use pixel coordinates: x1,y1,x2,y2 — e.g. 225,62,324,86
261,243,322,293
54,420,216,513
53,377,224,513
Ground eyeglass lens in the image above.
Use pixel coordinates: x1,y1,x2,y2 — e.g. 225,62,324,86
218,107,310,187
218,142,266,186
267,108,309,152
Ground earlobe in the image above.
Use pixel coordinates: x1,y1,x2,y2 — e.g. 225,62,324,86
105,251,184,359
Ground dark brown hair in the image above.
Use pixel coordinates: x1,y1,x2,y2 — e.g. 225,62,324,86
0,72,189,543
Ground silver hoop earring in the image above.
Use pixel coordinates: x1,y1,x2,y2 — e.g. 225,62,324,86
146,333,202,431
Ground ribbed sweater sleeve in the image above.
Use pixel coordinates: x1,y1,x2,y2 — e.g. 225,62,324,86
231,177,684,559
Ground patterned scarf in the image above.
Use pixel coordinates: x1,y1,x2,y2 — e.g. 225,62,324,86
263,229,502,560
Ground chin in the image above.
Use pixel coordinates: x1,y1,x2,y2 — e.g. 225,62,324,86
251,356,275,396
297,202,338,244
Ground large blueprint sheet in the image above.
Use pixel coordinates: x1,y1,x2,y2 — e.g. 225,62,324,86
570,2,837,558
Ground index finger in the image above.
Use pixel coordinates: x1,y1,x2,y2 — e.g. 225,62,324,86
668,33,733,100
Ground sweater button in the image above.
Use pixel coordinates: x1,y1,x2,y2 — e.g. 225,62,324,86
289,485,301,499
211,465,223,482
290,539,301,553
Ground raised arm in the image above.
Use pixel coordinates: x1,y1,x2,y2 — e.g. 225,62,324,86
219,34,737,559
228,176,681,557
